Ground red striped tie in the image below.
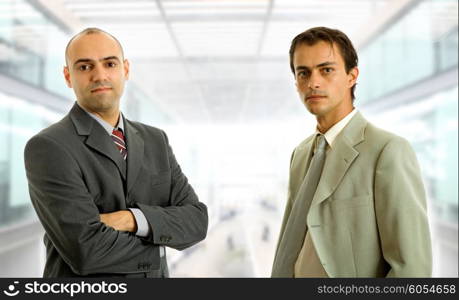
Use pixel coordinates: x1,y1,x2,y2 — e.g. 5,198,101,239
111,129,127,160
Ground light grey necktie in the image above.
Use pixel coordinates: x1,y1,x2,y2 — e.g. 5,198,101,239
272,134,327,277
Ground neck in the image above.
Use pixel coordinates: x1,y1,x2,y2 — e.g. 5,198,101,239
78,103,120,127
92,110,120,127
316,106,354,133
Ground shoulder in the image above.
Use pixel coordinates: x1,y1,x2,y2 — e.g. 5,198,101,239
295,134,315,152
362,122,416,165
287,134,315,164
365,122,412,149
24,117,80,169
26,116,74,149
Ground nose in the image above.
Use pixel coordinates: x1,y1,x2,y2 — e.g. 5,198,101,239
91,64,108,82
308,70,321,89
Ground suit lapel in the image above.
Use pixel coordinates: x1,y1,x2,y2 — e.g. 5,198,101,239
311,112,367,207
124,119,144,194
69,103,126,180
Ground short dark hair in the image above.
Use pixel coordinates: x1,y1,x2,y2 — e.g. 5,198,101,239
65,27,124,66
289,27,358,100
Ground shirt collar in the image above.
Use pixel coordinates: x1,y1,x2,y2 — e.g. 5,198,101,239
77,102,124,135
315,108,357,148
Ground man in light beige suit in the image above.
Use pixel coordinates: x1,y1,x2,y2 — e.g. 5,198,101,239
271,27,432,277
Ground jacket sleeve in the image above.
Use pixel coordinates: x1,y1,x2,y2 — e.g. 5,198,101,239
135,130,208,251
24,134,160,276
374,137,432,277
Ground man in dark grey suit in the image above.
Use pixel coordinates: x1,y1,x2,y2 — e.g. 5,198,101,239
24,28,208,277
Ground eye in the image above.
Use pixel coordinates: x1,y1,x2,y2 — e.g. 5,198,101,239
322,67,334,73
78,64,92,71
297,71,308,78
106,61,117,68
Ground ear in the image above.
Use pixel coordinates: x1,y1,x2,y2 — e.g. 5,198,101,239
347,66,359,88
63,66,72,88
123,59,130,80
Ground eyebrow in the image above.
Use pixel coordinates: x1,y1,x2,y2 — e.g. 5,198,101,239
295,61,337,72
73,56,121,67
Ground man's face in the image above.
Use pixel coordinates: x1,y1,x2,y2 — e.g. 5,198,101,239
63,33,129,114
293,41,358,120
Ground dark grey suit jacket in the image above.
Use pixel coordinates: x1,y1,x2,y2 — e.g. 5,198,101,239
24,103,208,277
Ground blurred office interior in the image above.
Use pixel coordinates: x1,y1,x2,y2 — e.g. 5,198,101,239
0,0,457,277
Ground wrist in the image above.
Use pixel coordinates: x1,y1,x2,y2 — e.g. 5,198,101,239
127,210,138,233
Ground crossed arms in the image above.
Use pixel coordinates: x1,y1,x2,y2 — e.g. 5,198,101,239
100,210,137,233
24,133,208,276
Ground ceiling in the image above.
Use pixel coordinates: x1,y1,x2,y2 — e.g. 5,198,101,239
57,0,396,124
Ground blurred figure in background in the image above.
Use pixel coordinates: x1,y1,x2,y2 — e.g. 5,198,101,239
271,27,431,278
24,28,208,277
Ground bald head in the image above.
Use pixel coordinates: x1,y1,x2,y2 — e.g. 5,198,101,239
65,28,124,66
63,27,130,122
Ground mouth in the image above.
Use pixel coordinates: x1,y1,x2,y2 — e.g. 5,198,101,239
91,87,112,93
306,95,326,101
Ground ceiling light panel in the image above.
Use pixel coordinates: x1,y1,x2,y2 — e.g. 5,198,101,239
64,0,159,11
172,22,263,56
260,20,361,57
82,22,179,58
64,0,160,19
163,0,269,9
163,0,268,22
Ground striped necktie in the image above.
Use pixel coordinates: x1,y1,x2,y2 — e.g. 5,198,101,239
111,128,127,160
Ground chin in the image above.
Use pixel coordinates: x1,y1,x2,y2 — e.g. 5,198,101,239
305,103,325,116
85,99,117,113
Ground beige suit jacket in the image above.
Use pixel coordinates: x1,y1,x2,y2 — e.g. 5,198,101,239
272,112,432,277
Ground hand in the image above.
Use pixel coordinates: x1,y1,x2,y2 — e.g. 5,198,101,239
100,210,138,233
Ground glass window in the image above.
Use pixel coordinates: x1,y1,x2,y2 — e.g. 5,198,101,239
438,26,458,71
0,91,62,226
0,0,72,98
432,87,458,222
358,0,454,103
